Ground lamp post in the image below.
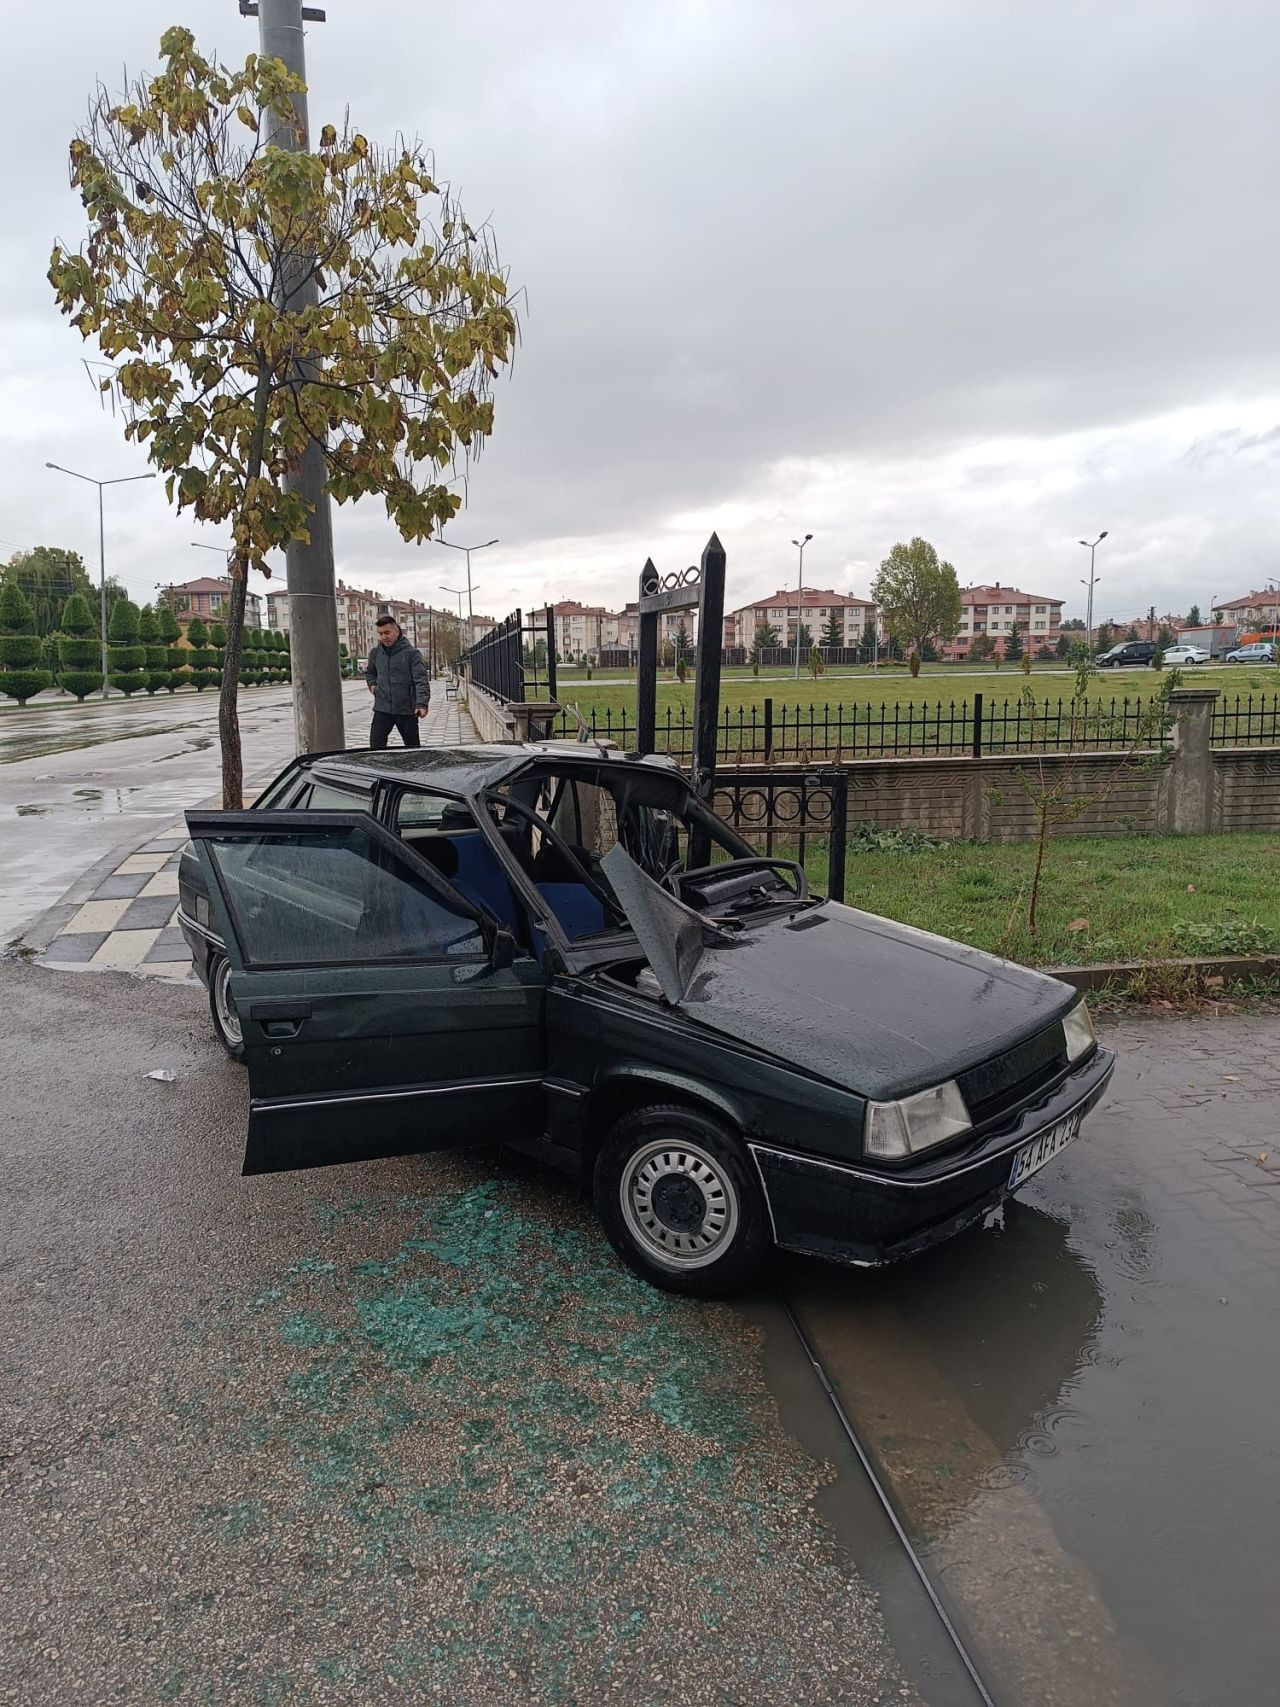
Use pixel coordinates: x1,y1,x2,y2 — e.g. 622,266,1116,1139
437,537,497,632
791,532,812,679
1078,531,1107,651
45,462,157,700
439,584,475,657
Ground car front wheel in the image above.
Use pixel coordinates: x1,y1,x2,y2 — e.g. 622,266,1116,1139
208,952,244,1062
593,1104,769,1296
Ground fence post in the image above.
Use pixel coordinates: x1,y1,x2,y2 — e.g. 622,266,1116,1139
691,532,726,805
971,692,983,758
1169,687,1220,833
827,771,847,904
636,559,659,755
545,610,557,702
763,696,774,762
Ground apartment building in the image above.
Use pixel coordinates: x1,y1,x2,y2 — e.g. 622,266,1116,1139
529,600,622,662
946,584,1064,660
723,589,877,651
160,577,263,630
264,590,290,633
1212,591,1280,629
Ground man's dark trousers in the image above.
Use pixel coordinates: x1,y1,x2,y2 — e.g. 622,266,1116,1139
370,712,421,749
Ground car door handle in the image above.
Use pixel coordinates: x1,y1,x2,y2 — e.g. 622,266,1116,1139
249,1000,312,1037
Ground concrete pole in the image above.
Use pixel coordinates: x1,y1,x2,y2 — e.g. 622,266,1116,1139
97,484,108,701
255,0,345,754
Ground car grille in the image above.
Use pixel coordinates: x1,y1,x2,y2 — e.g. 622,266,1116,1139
957,1021,1069,1128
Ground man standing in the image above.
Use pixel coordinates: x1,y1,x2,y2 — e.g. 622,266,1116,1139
365,610,430,748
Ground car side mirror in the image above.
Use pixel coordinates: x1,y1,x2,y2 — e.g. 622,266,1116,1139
490,928,517,970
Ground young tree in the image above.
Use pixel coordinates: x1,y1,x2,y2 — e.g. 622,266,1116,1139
1060,617,1086,632
1157,623,1174,649
969,631,995,663
1186,604,1202,627
106,595,145,694
50,27,517,805
1095,622,1114,654
57,591,104,698
808,644,825,678
872,537,961,660
0,582,52,703
796,621,814,654
750,621,780,665
1054,633,1071,660
860,618,879,664
1004,620,1023,663
1125,624,1140,642
820,611,843,651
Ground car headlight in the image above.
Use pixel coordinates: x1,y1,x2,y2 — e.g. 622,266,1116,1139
1063,1001,1096,1064
864,1080,971,1161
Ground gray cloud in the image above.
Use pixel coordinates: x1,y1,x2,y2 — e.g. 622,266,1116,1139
2,0,1276,625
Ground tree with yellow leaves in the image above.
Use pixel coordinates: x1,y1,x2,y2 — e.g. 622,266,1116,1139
50,27,518,803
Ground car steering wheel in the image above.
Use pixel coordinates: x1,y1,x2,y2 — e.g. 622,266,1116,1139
670,857,809,908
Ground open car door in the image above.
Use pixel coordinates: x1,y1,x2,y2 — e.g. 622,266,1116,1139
185,809,545,1175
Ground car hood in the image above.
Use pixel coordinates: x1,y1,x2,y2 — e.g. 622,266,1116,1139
600,847,1075,1101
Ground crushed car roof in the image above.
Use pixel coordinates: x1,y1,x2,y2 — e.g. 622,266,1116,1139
309,742,682,798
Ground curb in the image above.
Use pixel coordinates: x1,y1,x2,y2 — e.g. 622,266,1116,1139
1046,954,1280,992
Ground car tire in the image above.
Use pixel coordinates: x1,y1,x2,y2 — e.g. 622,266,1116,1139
593,1103,770,1296
208,952,245,1062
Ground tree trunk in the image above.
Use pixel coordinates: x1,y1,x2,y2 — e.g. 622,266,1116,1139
217,362,273,810
1028,801,1049,936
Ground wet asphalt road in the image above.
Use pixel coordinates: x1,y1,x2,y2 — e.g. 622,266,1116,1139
0,686,371,945
787,1006,1280,1707
0,958,917,1707
4,953,1279,1705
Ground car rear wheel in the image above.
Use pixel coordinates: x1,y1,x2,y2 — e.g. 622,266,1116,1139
208,952,244,1062
593,1104,769,1296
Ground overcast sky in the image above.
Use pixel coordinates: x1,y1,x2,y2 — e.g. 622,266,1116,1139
2,0,1277,625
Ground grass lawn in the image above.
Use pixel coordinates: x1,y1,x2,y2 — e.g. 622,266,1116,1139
553,665,1279,726
826,831,1280,968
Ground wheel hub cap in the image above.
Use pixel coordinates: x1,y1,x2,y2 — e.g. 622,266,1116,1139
621,1141,740,1270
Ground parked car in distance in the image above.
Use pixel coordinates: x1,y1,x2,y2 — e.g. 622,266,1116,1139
1096,641,1157,668
1225,642,1276,664
1162,644,1210,665
177,743,1114,1295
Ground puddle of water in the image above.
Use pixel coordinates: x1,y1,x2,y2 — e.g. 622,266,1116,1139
15,804,51,816
785,1060,1280,1707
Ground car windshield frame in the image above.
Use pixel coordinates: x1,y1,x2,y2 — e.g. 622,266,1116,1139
473,759,763,954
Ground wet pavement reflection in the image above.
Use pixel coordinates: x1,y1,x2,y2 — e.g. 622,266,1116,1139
781,1009,1280,1706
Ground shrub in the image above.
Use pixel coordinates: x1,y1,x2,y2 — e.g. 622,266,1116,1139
209,622,227,651
186,647,217,670
109,671,146,696
909,652,922,678
166,670,187,693
60,592,98,637
59,670,104,701
185,615,209,648
146,670,170,695
0,633,43,668
0,670,50,704
1020,650,1033,676
58,636,100,669
190,669,218,692
156,604,182,647
166,648,188,672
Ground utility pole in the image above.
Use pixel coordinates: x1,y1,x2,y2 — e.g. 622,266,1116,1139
45,463,156,700
241,0,344,754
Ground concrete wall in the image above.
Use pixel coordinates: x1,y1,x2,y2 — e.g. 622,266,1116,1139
842,750,1169,841
461,679,518,743
1212,750,1280,832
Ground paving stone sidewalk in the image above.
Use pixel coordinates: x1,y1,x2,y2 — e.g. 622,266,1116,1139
19,695,477,983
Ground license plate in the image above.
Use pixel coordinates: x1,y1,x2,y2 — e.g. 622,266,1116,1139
1009,1109,1084,1188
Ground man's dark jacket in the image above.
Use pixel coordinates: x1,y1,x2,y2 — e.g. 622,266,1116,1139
365,635,430,715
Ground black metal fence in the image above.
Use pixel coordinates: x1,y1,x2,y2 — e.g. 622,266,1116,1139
461,609,557,705
553,693,1168,760
712,767,849,903
1212,693,1280,746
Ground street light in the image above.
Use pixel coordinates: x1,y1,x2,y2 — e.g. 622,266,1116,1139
45,462,157,700
439,583,476,654
1078,531,1107,652
437,536,498,631
791,533,813,679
